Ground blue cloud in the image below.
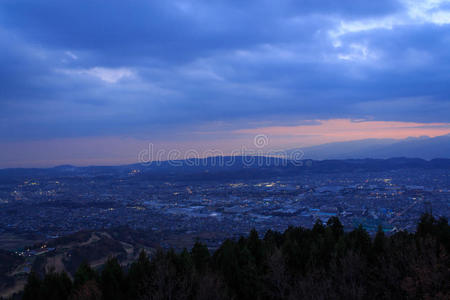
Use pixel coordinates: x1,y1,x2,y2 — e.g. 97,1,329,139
0,0,449,142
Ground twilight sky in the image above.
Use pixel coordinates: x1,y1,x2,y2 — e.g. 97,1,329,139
1,0,450,167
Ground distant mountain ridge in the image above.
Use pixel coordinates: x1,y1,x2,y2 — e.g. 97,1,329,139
292,134,450,160
0,157,449,183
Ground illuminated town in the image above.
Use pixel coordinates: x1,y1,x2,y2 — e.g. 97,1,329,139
1,161,448,251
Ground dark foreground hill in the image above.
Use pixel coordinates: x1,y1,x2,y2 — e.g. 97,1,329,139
7,214,450,300
0,228,159,299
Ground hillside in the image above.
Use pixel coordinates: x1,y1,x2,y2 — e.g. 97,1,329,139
294,134,450,160
6,214,450,300
0,228,158,299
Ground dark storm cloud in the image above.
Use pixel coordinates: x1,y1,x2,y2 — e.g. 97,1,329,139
0,0,449,141
0,0,402,64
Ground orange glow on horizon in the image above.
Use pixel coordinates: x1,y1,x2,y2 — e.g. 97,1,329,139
1,119,449,168
235,119,450,144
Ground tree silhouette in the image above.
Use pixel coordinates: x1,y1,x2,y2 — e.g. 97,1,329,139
20,214,449,300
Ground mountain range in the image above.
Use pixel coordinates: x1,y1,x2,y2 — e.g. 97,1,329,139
290,134,450,160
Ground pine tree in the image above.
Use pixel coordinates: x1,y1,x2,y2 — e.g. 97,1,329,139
191,241,210,273
73,262,97,289
100,257,125,300
127,250,152,300
327,217,344,240
373,225,386,255
22,271,41,300
39,271,72,300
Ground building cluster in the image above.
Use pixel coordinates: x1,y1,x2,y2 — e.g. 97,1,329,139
0,168,448,249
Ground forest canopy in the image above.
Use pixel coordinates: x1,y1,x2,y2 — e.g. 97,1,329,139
16,214,450,300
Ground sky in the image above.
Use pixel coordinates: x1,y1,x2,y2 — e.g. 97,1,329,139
1,0,450,167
